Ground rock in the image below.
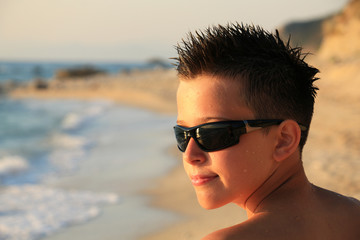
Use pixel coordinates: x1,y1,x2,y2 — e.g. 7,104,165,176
55,66,105,80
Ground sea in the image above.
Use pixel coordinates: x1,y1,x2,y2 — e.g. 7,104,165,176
0,61,178,240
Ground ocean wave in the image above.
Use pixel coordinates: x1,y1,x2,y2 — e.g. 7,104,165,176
50,133,90,149
48,148,86,173
61,103,109,131
61,112,83,131
47,134,92,174
0,155,28,178
0,185,118,240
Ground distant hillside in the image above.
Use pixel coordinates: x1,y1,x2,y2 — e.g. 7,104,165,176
318,0,360,61
279,0,360,61
279,16,332,53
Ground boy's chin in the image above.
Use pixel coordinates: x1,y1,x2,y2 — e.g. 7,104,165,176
196,194,228,210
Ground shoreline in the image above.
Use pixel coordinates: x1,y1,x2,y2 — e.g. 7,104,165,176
9,68,179,115
10,84,177,115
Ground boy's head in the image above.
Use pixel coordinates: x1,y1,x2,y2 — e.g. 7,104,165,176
174,23,319,149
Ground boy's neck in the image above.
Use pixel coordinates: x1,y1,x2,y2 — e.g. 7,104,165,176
244,157,311,217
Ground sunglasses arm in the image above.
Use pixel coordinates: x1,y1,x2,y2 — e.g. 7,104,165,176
244,120,263,133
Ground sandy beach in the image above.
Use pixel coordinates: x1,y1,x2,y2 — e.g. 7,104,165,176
7,52,360,239
10,68,178,115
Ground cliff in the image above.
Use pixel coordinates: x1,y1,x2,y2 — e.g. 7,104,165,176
318,0,360,61
280,0,360,62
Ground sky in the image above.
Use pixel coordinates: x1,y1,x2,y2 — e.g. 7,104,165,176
0,0,349,63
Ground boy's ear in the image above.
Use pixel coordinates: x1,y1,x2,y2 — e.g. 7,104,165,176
273,120,301,162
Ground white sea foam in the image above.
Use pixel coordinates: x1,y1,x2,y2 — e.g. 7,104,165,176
48,134,90,174
0,185,118,240
0,156,28,177
48,148,86,173
61,103,109,131
61,113,82,130
84,104,106,117
50,134,89,149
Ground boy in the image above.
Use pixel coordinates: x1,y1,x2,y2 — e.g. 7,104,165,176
173,23,360,239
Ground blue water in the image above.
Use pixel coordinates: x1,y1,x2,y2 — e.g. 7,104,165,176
0,60,168,83
0,98,101,184
0,62,178,240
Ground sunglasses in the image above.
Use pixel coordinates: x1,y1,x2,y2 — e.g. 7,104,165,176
174,119,301,152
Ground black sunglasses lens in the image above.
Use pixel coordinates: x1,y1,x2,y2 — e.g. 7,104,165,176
174,122,242,152
174,127,188,152
197,124,237,151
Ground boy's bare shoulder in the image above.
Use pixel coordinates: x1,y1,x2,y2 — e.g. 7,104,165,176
318,187,360,224
200,220,260,240
315,186,360,217
201,213,292,240
343,195,360,217
201,190,360,240
314,187,360,239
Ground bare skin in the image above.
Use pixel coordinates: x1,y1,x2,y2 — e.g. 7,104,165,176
176,74,360,240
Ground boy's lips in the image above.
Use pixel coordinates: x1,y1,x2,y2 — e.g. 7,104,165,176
190,174,219,186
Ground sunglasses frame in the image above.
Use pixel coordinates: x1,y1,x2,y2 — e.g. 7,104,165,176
174,119,306,152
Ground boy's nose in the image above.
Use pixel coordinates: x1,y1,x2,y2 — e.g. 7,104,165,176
182,138,207,165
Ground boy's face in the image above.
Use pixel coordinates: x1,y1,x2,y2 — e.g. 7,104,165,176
176,74,278,209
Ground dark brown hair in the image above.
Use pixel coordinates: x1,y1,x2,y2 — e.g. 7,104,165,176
174,23,319,149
